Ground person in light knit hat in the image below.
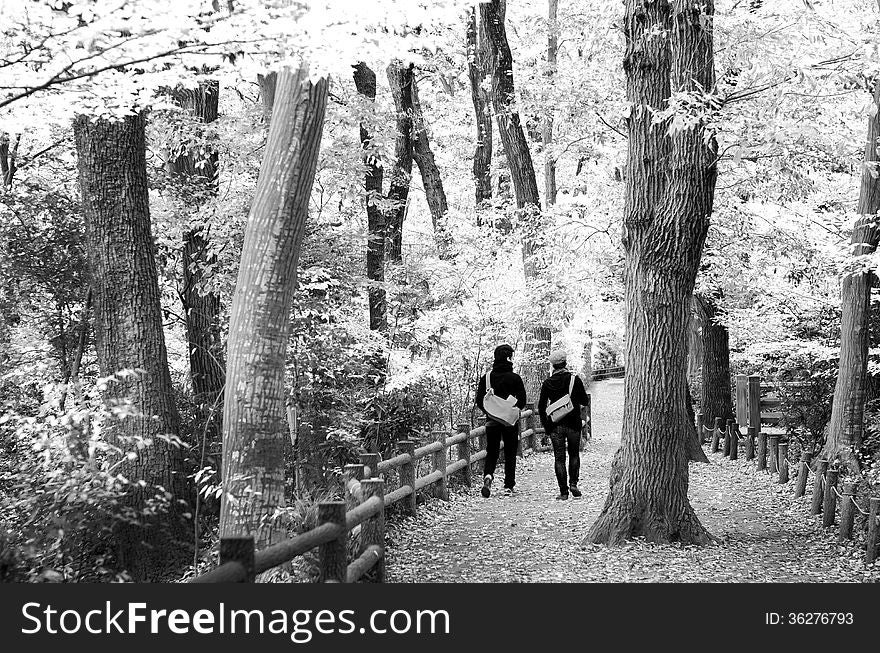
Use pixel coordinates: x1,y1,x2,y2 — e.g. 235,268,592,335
538,349,589,500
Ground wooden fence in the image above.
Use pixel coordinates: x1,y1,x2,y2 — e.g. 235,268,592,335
698,373,879,565
591,365,625,381
190,405,549,583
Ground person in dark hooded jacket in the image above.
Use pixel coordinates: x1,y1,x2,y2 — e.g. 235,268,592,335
538,349,589,500
475,344,527,497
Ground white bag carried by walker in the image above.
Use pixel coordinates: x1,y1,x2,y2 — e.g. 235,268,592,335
546,373,577,423
483,372,520,426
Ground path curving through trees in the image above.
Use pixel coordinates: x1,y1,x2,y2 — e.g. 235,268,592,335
385,380,880,582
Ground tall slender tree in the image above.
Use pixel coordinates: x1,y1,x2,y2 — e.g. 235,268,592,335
73,111,188,577
542,0,559,208
467,6,493,208
585,0,717,545
822,76,880,471
385,61,414,263
220,65,328,550
480,0,549,399
353,62,387,332
167,80,226,460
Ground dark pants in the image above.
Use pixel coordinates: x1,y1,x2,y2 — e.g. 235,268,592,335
483,420,519,488
549,425,581,493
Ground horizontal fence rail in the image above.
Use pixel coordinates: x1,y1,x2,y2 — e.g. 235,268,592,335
191,403,555,583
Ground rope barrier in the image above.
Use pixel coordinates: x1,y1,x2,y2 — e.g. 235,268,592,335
822,471,872,516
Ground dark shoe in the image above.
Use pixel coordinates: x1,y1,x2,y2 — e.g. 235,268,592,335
481,475,492,498
556,493,569,501
569,485,582,498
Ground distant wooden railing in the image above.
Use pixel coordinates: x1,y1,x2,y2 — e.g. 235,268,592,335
591,365,625,381
190,405,547,583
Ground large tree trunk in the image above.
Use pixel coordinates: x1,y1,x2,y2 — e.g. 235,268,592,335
481,0,549,399
73,111,188,577
220,66,328,550
542,0,558,208
385,61,414,263
467,7,493,208
585,0,715,546
353,62,387,332
410,74,451,255
168,80,226,462
822,78,880,470
695,293,732,427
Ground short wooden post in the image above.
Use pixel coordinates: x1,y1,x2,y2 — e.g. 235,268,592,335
220,537,256,583
865,498,880,564
777,441,788,483
722,420,731,457
756,432,767,471
810,459,828,516
476,415,487,456
749,375,763,469
711,417,722,453
745,425,756,460
431,430,449,500
794,452,811,498
838,481,855,542
696,412,704,444
360,478,385,582
822,467,839,528
768,436,779,474
360,453,380,480
343,463,365,512
318,502,347,583
456,422,472,486
729,421,739,460
398,440,417,516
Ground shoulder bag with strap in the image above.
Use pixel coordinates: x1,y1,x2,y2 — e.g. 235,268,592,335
546,373,577,424
483,371,520,426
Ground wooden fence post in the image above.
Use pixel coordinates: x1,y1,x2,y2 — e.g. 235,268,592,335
343,463,365,512
456,422,472,486
318,502,347,583
748,375,763,469
220,537,255,583
722,419,731,457
838,481,855,542
398,440,417,516
431,430,449,500
777,441,788,483
811,459,828,516
794,451,811,497
476,415,487,458
360,453,380,480
768,436,779,474
744,426,755,460
360,478,385,582
822,467,839,528
711,417,722,454
729,421,739,460
866,498,879,565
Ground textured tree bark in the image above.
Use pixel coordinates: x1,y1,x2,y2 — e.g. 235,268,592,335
585,0,715,545
410,74,451,255
168,80,226,460
467,7,493,208
542,0,558,207
73,112,188,576
59,286,92,413
385,61,414,263
220,66,328,551
695,293,733,427
257,72,278,125
353,62,387,332
481,0,550,399
822,78,880,471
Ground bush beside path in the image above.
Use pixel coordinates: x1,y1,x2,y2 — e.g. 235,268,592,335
385,380,880,583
